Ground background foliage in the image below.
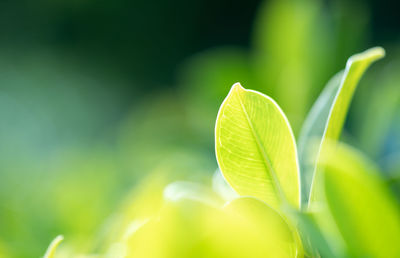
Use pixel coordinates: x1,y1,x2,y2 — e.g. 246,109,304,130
0,0,399,256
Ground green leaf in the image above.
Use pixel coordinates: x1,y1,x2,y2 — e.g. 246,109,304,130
298,47,385,205
215,83,300,209
289,208,336,257
320,142,400,257
297,71,344,205
224,197,302,257
43,235,63,258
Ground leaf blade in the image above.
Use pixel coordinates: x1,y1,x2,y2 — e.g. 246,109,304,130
215,83,300,209
298,47,385,204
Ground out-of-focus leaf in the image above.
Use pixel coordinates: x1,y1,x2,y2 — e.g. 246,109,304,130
290,209,336,257
298,47,385,204
253,0,335,131
44,235,63,258
215,83,300,209
224,197,301,257
126,199,292,257
164,181,223,207
94,172,168,252
212,169,239,202
321,142,400,257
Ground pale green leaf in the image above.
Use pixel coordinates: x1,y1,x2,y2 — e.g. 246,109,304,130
215,83,300,209
43,235,63,258
297,71,343,205
323,47,384,140
298,47,385,204
320,142,400,257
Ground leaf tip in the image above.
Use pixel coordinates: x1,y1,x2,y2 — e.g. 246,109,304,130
44,235,64,258
349,46,385,64
231,82,245,93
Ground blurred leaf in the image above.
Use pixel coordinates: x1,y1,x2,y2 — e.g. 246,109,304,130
299,47,385,204
93,172,168,252
290,209,335,257
215,83,299,209
126,199,293,257
224,197,301,257
164,181,223,207
253,0,335,130
43,235,63,258
321,142,400,257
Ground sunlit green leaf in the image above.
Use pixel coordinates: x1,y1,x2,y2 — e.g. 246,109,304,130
320,142,400,257
298,47,385,204
215,83,300,209
43,235,63,258
289,208,336,257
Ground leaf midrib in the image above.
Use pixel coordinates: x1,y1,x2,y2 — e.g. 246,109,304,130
237,91,285,203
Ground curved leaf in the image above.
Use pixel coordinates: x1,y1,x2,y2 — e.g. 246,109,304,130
215,83,300,209
297,71,344,205
298,47,385,204
43,235,63,258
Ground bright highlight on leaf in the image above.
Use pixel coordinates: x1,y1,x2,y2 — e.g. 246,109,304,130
43,235,63,258
215,83,300,209
298,47,385,205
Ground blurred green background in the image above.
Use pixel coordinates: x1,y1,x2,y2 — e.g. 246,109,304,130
0,0,399,256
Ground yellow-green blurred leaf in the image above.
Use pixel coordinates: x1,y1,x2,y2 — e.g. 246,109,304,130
321,143,400,257
215,83,300,209
253,0,334,130
126,199,294,257
224,197,301,257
